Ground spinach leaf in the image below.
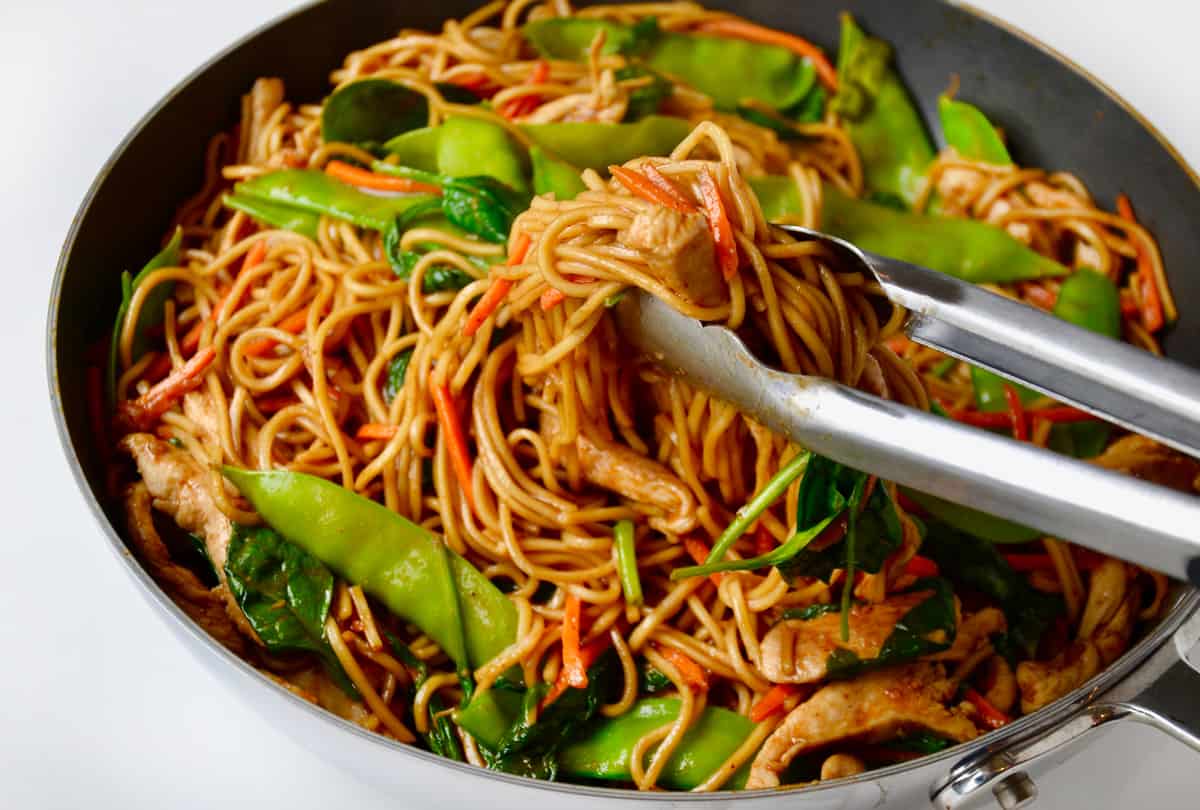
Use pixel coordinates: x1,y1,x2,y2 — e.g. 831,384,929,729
921,520,1062,657
637,658,672,694
824,577,957,680
441,176,530,243
735,88,825,140
778,602,842,621
777,457,904,584
225,523,357,697
383,222,475,292
385,632,464,761
107,228,184,408
382,349,414,405
435,82,483,106
615,65,672,121
322,79,431,148
488,649,619,778
618,16,662,57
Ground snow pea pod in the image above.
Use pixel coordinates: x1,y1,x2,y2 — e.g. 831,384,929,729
222,468,517,672
901,488,1040,544
383,117,529,191
520,116,691,172
522,19,816,111
224,192,320,238
833,14,934,206
938,95,1012,165
530,145,587,200
233,170,438,233
749,176,1068,282
558,698,755,790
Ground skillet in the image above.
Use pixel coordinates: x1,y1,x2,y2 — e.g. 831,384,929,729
47,0,1200,805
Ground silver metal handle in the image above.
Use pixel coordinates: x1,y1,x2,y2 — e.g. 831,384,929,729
616,293,1200,586
932,607,1200,809
776,225,1200,460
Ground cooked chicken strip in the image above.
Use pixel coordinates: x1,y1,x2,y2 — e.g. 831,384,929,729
577,432,697,534
1093,434,1200,493
123,482,246,655
620,204,723,308
1016,641,1101,714
761,592,965,684
119,432,257,643
747,663,977,789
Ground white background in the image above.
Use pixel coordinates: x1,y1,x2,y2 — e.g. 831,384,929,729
2,0,1198,806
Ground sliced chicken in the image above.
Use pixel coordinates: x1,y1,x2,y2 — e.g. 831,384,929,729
619,204,724,308
761,592,977,684
119,432,257,643
1016,641,1101,714
1093,434,1200,493
747,663,977,789
931,607,1006,662
577,432,697,534
123,483,246,655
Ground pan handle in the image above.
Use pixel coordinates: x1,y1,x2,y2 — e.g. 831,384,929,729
931,606,1200,809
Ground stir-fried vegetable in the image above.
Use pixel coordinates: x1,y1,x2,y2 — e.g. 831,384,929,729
230,169,438,232
938,95,1012,165
522,116,692,173
377,163,530,243
522,18,817,111
321,78,480,149
613,520,643,606
530,145,587,200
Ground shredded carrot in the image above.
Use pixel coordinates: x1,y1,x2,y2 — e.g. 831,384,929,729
643,164,699,212
1020,281,1058,310
325,160,442,194
117,347,216,431
1116,194,1164,333
463,232,532,336
609,165,697,213
684,537,722,585
542,634,610,707
500,59,550,119
693,18,838,91
244,304,312,357
1120,290,1139,318
698,169,739,279
1002,384,1027,441
964,687,1011,730
356,423,399,441
539,287,566,310
654,644,709,692
561,593,588,689
431,382,475,511
885,335,912,355
904,555,940,578
750,683,800,722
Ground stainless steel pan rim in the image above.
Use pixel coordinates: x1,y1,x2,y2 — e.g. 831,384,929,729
46,0,1200,802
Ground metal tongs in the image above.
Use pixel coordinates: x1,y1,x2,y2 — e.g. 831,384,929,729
615,224,1200,586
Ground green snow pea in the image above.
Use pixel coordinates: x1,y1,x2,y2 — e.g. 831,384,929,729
222,468,517,673
383,117,530,191
232,170,437,233
833,15,934,207
224,193,320,238
900,488,1040,544
107,228,184,408
522,18,817,111
530,145,587,199
938,95,1012,165
520,116,691,172
558,698,756,790
749,176,1068,282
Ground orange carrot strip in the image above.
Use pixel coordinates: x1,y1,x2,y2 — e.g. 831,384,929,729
964,687,1011,730
1002,384,1027,442
464,232,532,337
693,18,838,91
500,59,550,119
356,423,400,441
609,165,697,213
642,164,699,212
542,634,610,708
1020,282,1058,310
118,347,216,431
432,382,475,511
1116,194,1164,333
684,537,722,585
325,160,443,194
698,169,739,279
750,683,800,722
654,644,709,692
561,593,588,689
539,287,566,310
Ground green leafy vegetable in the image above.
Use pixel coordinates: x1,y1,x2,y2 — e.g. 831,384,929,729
382,349,414,405
382,223,476,292
824,578,957,679
321,79,431,148
615,65,672,120
107,228,184,408
889,730,954,754
375,163,530,243
386,632,464,761
224,523,356,697
900,488,1040,545
921,520,1062,656
637,659,672,694
778,602,841,621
